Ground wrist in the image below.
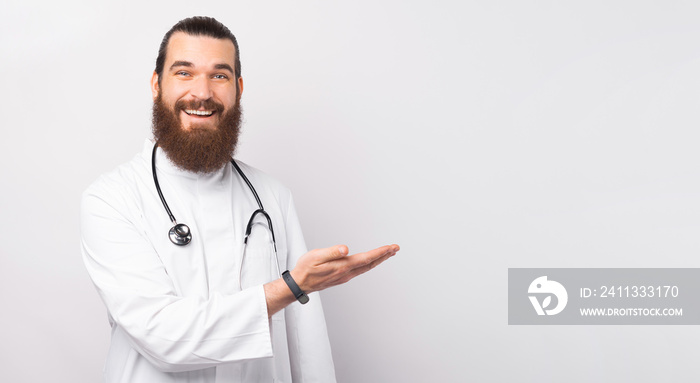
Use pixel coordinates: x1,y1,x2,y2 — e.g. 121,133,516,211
289,269,307,292
263,278,296,318
282,270,309,304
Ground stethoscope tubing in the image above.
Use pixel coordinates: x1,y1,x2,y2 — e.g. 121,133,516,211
151,142,280,275
151,144,177,225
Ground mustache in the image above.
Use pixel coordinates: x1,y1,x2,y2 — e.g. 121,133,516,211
174,99,225,114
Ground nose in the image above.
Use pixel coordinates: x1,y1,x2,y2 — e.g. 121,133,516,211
189,76,213,100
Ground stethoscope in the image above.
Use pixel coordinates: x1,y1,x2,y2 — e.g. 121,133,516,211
151,143,281,276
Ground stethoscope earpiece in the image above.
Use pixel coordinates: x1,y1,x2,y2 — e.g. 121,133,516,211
169,223,192,246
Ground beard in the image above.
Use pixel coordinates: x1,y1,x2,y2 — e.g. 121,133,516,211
152,93,242,174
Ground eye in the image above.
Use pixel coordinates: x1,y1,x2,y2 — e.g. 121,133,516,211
213,74,228,80
175,71,191,77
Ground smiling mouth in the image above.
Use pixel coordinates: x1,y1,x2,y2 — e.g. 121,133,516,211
184,109,214,117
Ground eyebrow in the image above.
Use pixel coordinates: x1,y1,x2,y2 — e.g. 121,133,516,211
214,63,234,74
169,60,193,70
169,61,234,74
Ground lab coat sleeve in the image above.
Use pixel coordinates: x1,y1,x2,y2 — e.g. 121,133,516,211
80,184,272,373
283,196,337,382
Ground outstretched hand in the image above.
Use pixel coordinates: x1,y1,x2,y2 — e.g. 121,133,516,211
290,244,400,293
264,243,400,317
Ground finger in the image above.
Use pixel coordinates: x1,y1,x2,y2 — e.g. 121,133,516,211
312,244,349,264
341,251,396,283
345,244,398,271
355,253,393,275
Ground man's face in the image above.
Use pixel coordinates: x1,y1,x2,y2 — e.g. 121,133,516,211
151,32,244,173
153,32,242,130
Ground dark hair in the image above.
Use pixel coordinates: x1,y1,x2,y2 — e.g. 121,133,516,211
154,16,241,81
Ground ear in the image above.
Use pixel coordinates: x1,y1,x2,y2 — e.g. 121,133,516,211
150,71,160,100
237,76,244,101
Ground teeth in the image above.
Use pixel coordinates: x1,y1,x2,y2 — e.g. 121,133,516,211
185,109,213,116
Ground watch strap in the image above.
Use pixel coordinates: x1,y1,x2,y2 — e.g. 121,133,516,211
282,270,309,304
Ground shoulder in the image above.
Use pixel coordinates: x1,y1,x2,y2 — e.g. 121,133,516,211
232,159,295,214
82,152,150,215
232,160,291,196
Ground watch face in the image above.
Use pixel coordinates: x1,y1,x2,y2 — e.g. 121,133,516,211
298,294,310,304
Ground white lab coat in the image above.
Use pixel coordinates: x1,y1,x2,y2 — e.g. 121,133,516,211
81,139,336,382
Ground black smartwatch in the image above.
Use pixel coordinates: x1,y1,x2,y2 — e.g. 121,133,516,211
282,270,309,304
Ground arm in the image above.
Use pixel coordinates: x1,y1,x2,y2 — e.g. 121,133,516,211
83,176,398,375
81,188,273,373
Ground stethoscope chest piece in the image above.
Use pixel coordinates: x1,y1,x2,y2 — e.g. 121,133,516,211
169,223,192,246
152,143,278,273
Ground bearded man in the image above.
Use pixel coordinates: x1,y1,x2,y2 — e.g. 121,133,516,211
81,16,399,383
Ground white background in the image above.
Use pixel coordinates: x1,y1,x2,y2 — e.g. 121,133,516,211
3,1,700,382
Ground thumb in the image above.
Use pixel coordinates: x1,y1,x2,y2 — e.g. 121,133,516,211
313,245,349,264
